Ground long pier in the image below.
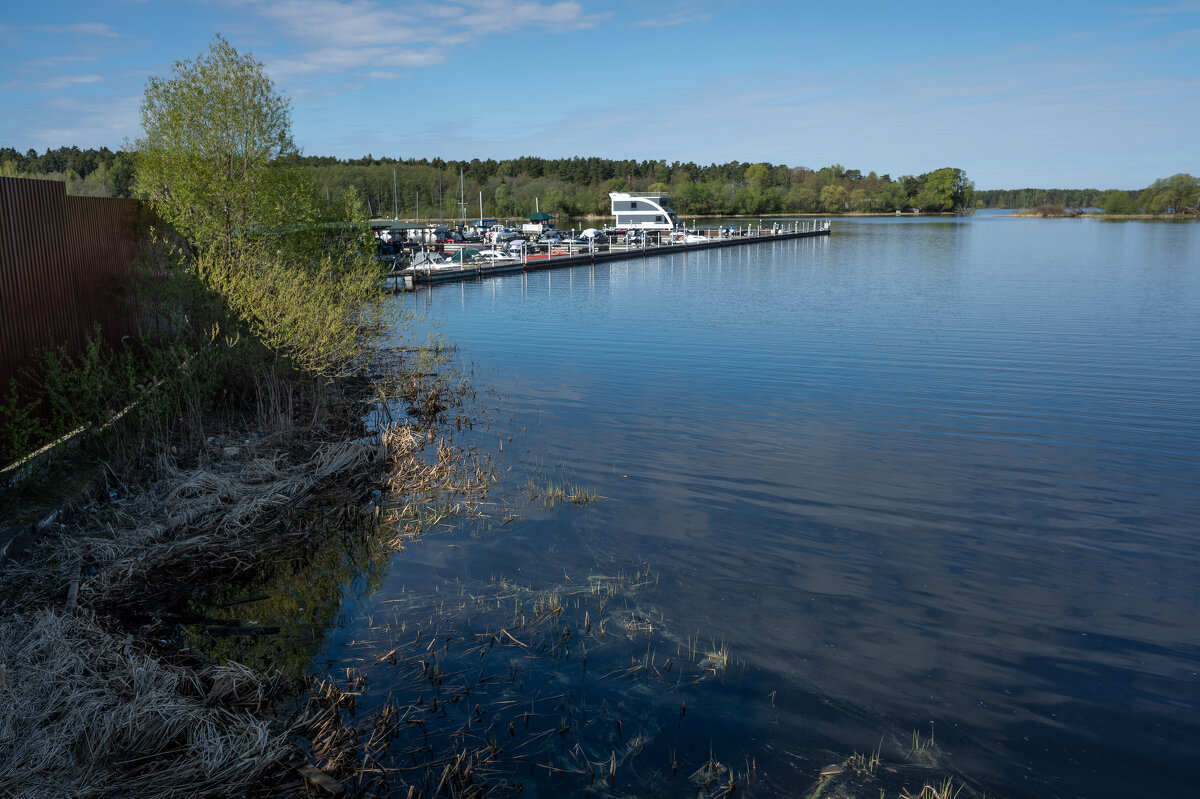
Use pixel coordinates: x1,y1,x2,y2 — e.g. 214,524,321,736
390,221,831,288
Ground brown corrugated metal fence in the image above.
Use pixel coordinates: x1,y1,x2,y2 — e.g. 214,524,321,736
1,177,145,392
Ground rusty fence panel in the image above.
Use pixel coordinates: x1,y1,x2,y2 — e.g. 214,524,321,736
0,177,144,393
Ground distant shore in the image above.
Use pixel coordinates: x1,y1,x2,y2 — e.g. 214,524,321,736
1006,210,1197,219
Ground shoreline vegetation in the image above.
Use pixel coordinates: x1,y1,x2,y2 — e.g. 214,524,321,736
3,151,979,217
1,341,494,797
1007,207,1198,219
6,143,1195,221
0,35,493,798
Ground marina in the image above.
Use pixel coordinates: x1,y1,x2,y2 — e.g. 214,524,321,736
375,189,831,287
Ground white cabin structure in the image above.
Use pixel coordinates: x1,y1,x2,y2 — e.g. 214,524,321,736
609,191,680,230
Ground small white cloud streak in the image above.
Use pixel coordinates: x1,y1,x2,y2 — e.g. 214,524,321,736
238,0,603,81
1130,1,1200,13
266,46,443,81
23,54,101,68
39,23,121,38
632,11,712,27
36,74,104,90
24,94,142,150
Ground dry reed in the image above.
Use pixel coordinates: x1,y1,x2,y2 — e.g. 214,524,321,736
1,437,387,613
0,608,293,799
0,348,486,799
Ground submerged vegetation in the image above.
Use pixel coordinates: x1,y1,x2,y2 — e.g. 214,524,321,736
522,476,602,507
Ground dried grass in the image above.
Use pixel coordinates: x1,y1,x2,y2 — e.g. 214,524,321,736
0,437,387,611
0,608,293,799
0,353,496,799
380,424,492,546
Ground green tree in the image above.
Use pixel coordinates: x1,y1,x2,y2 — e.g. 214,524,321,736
1102,190,1133,215
106,152,136,197
879,183,909,212
135,34,302,259
134,35,389,379
820,184,849,212
1153,173,1200,214
1139,188,1168,214
745,163,770,198
914,167,972,212
786,185,819,213
493,181,513,216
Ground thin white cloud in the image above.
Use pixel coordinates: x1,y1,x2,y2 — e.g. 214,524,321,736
1160,26,1200,45
32,94,141,149
36,74,104,90
266,46,443,81
23,54,101,68
1129,1,1200,13
632,12,712,27
237,0,604,82
632,8,712,27
250,0,600,44
40,23,121,38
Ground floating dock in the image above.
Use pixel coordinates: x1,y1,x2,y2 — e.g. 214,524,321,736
388,221,831,288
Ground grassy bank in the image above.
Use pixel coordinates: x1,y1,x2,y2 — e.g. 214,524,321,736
0,341,495,798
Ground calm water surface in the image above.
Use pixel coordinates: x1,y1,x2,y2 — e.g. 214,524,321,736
320,213,1199,797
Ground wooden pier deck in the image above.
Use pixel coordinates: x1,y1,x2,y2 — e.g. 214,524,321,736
388,223,831,288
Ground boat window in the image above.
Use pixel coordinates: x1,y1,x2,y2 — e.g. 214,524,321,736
631,201,638,209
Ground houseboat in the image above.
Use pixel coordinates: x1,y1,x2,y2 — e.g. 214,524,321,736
609,191,680,231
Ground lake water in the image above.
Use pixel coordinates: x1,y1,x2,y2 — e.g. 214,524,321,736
312,212,1199,798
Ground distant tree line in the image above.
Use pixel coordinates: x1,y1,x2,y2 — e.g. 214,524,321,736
2,146,974,218
974,188,1108,209
296,157,974,218
0,145,135,197
8,146,1194,218
975,173,1199,215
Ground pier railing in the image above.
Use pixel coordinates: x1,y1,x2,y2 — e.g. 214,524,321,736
393,219,832,287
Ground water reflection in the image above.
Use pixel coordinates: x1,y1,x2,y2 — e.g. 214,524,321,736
186,520,393,682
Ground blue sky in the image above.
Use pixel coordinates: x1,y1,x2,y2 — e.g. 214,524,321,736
1,0,1197,189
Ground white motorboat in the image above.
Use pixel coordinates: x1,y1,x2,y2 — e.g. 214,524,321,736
474,249,521,265
408,249,457,271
